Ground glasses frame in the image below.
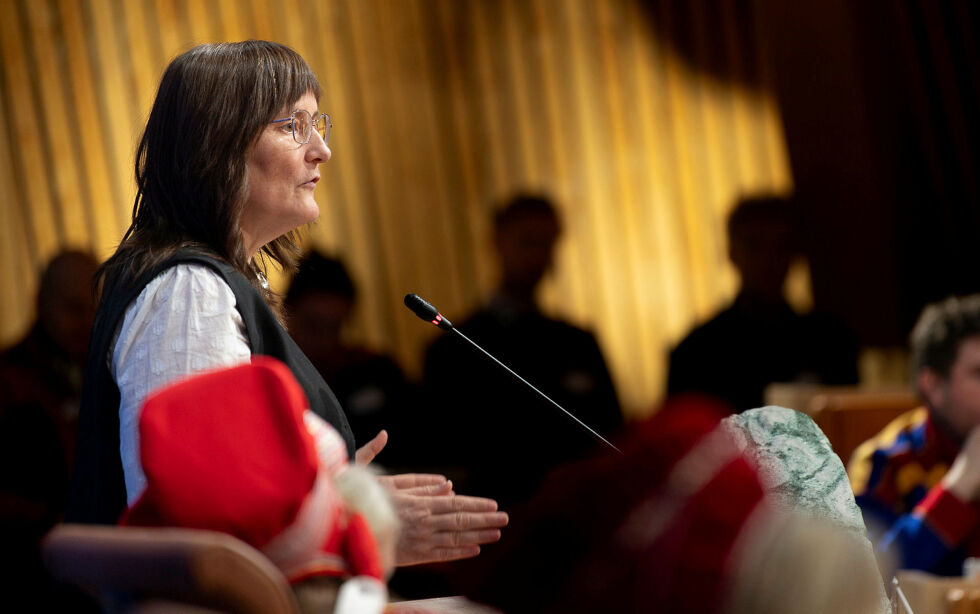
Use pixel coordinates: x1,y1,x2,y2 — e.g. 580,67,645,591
269,109,331,146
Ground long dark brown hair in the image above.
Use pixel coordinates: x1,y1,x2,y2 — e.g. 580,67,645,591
97,40,322,313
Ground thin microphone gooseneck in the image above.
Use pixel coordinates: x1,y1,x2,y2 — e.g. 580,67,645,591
404,293,622,455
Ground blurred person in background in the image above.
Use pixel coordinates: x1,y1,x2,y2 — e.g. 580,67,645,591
423,194,622,510
0,249,99,470
119,359,399,614
851,294,980,576
0,248,99,610
667,194,858,412
286,251,415,469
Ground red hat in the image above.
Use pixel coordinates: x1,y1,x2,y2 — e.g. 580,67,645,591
463,393,769,613
121,356,383,582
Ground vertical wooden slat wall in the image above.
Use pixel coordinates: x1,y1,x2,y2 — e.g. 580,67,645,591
0,0,792,418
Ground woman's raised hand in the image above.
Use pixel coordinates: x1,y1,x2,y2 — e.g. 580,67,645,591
356,431,509,566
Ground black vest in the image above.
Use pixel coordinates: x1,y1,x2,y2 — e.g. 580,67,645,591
67,251,355,524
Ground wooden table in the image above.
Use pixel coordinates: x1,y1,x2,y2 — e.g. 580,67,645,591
387,596,502,613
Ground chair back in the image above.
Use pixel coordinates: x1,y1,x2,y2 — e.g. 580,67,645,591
810,389,920,465
41,524,300,614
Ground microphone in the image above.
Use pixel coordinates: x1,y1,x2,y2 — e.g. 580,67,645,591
404,293,622,454
404,293,454,331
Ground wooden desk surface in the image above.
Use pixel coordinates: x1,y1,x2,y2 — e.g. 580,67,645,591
386,596,502,613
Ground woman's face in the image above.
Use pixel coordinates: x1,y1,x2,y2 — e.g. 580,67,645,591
241,92,330,257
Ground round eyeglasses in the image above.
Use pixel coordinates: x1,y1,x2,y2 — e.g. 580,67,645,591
269,109,331,146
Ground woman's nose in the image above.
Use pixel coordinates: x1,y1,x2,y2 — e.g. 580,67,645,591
307,133,330,162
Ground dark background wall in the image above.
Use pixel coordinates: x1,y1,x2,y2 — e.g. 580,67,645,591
762,0,979,345
648,0,979,345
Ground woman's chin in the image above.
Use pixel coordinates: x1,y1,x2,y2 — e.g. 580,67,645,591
291,203,321,229
303,209,321,226
304,200,321,223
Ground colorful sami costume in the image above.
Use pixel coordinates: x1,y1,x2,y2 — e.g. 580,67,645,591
850,407,980,575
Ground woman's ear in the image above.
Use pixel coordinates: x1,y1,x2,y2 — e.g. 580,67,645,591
917,367,946,412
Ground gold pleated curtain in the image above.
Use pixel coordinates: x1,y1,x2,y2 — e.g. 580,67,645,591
0,0,793,418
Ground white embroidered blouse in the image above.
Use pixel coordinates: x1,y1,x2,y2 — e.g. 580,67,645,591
111,264,251,503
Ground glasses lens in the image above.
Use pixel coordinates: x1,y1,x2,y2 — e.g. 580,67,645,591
292,110,312,144
315,114,330,146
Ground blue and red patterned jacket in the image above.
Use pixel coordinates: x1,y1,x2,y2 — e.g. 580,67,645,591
849,407,980,575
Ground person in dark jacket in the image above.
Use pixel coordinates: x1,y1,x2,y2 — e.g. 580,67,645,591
668,195,858,412
424,195,622,509
286,251,415,468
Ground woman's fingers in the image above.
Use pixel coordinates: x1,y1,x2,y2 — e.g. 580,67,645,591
387,481,509,566
399,482,454,496
422,493,500,514
378,473,448,490
426,510,509,533
354,429,388,465
422,528,505,548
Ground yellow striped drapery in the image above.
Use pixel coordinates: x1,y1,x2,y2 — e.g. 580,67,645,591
0,0,793,418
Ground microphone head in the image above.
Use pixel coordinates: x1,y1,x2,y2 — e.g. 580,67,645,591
404,294,454,330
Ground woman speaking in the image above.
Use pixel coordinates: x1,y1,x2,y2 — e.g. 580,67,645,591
68,40,506,567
